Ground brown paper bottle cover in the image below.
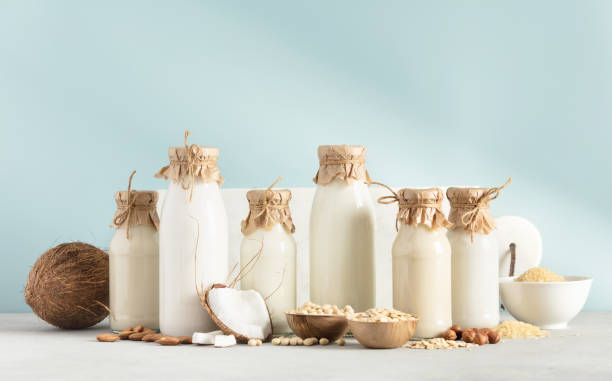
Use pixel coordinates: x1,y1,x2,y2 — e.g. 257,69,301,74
155,145,223,185
446,177,512,238
110,190,160,232
312,145,371,185
241,189,295,236
111,170,160,239
155,131,224,202
375,184,451,231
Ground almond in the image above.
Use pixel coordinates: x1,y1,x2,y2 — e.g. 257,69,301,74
119,330,135,340
134,325,144,333
143,328,155,334
156,336,181,346
142,333,161,342
96,334,119,342
178,336,192,344
129,332,147,341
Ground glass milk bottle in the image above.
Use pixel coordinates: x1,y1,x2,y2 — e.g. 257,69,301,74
240,185,296,334
381,187,452,338
109,173,160,332
309,145,375,312
447,178,511,329
155,131,228,337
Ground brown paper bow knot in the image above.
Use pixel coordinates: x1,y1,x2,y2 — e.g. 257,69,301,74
240,177,296,235
113,170,137,238
458,177,512,240
182,131,205,201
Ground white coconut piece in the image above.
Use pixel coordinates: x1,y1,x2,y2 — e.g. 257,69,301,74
214,334,237,348
206,286,272,341
192,330,224,345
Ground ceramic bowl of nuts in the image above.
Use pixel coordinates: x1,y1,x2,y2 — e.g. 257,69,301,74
348,307,419,349
285,302,352,342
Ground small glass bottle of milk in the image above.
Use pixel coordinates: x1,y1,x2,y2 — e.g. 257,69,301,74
109,172,160,332
309,145,376,312
446,178,511,329
155,131,228,337
240,181,296,335
380,187,452,339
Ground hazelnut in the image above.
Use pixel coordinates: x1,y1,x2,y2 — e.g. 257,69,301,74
478,328,490,335
443,329,457,340
487,331,501,344
450,325,463,339
474,333,489,345
462,330,476,343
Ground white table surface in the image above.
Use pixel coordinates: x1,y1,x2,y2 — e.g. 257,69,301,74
1,312,610,380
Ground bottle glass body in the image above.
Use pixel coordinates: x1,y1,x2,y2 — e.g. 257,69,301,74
309,178,376,312
240,224,296,334
448,229,500,328
109,225,159,332
392,223,451,338
159,179,228,337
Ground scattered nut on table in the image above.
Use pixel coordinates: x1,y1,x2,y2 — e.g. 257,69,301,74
443,329,457,340
248,338,262,346
303,337,318,346
96,334,119,342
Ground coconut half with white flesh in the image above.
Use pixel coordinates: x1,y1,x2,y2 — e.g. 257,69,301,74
202,284,272,343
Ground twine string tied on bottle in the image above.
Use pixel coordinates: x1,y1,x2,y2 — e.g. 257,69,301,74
459,177,512,240
112,170,137,238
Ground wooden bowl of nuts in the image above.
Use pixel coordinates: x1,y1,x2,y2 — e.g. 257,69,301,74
285,302,352,341
348,307,419,349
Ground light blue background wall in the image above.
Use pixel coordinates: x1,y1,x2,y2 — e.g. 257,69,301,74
1,0,610,312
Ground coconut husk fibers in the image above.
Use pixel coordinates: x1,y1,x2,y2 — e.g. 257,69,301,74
25,242,109,329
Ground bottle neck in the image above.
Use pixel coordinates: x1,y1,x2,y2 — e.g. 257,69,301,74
318,177,367,189
168,177,220,192
244,223,292,237
398,222,444,235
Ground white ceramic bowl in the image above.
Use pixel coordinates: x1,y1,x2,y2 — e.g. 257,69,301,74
499,276,592,329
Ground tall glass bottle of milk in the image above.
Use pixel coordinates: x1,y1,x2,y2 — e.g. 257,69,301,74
381,187,452,338
155,131,228,337
240,183,296,334
309,145,375,312
447,178,511,329
109,172,160,332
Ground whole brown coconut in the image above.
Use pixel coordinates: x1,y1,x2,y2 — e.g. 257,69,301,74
25,242,109,329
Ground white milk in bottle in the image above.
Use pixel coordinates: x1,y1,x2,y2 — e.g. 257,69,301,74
447,178,511,329
240,181,296,334
109,172,160,332
155,131,228,337
379,187,452,338
309,145,375,312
